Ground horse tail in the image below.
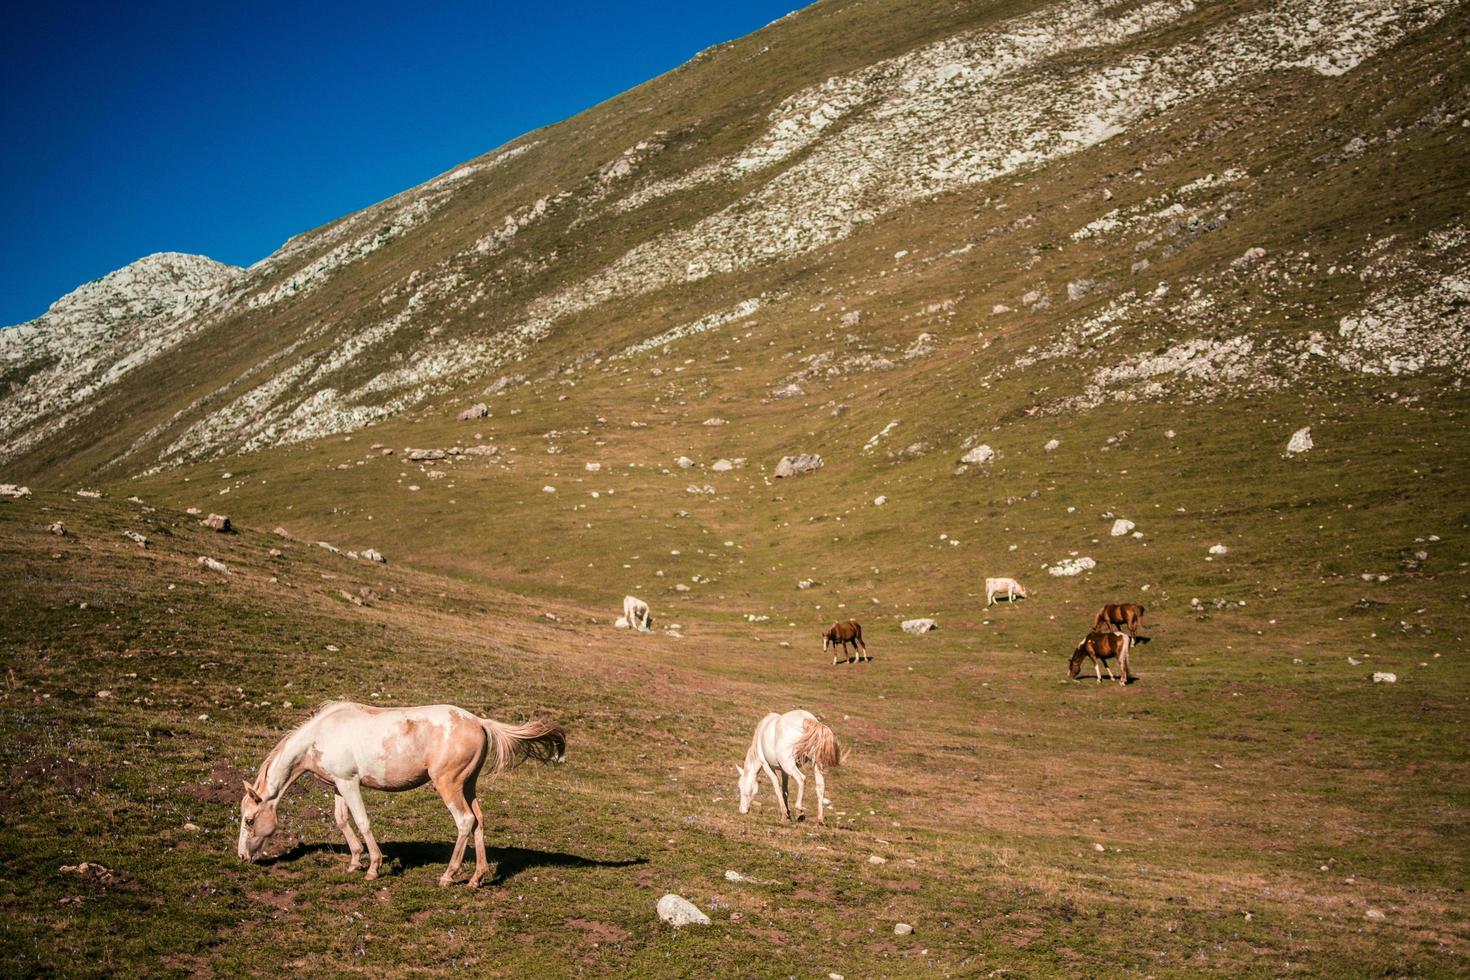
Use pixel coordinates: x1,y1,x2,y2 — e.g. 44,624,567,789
480,716,567,775
1091,608,1109,633
794,718,845,770
854,622,864,647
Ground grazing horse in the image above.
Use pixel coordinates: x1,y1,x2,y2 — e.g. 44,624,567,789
623,595,652,632
1092,603,1145,637
985,577,1028,606
237,701,564,887
823,620,868,664
1068,632,1150,685
736,710,844,824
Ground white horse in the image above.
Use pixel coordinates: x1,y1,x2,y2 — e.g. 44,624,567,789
735,709,843,824
237,701,564,887
623,595,652,632
985,577,1028,606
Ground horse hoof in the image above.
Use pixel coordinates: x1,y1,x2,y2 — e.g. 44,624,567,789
364,870,379,881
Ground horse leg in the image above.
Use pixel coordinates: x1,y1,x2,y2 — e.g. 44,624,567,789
334,794,364,871
1104,657,1116,681
813,766,827,824
1119,646,1130,686
1094,656,1102,683
764,763,788,820
337,780,382,880
467,797,489,888
789,764,807,822
434,778,477,887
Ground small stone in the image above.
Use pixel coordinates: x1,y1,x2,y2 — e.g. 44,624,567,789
873,495,887,506
1372,672,1397,684
1365,909,1386,920
959,444,994,466
1209,544,1229,555
1285,426,1313,456
868,855,887,865
1044,438,1060,452
894,923,913,936
1094,843,1105,852
901,619,937,634
1110,519,1135,536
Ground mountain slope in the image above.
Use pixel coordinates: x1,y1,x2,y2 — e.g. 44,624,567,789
1,0,1465,483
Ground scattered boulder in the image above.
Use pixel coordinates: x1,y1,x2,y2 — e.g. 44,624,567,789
48,522,66,536
1285,426,1314,457
711,459,734,472
992,304,1011,314
273,526,290,539
960,444,994,466
774,454,823,479
1110,519,1135,537
840,311,862,327
905,333,937,359
542,486,556,494
1044,438,1060,453
703,417,727,426
656,894,710,927
676,456,694,469
1048,557,1096,577
360,548,386,563
894,923,914,936
1208,544,1229,555
185,507,202,515
76,489,102,499
1230,246,1267,269
797,580,815,590
773,383,805,399
0,484,31,498
585,462,602,472
122,530,147,547
201,514,233,533
901,618,938,634
1372,672,1397,684
318,541,340,554
406,448,446,462
197,556,229,575
873,495,887,506
461,444,499,457
457,402,489,420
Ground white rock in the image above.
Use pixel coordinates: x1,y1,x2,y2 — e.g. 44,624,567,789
894,922,913,936
868,855,888,865
797,580,815,590
0,484,31,498
901,618,938,634
676,456,694,468
360,548,386,563
656,894,710,927
1365,909,1387,920
703,417,727,426
585,462,601,472
1285,426,1314,456
1044,438,1060,452
1372,672,1397,684
122,530,147,547
197,556,229,574
1209,544,1229,555
960,444,994,466
774,454,823,478
711,459,733,472
873,495,887,506
542,485,556,493
1110,519,1135,536
1048,557,1096,577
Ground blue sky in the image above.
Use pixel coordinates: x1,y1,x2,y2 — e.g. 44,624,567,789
0,1,800,326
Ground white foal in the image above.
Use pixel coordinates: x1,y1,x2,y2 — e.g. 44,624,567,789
237,701,564,887
985,577,1028,606
735,709,843,825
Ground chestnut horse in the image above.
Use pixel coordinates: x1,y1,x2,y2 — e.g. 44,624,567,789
1069,632,1150,684
1092,603,1145,637
237,701,564,887
823,620,868,665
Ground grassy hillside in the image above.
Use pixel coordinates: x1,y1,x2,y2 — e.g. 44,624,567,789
2,0,1468,975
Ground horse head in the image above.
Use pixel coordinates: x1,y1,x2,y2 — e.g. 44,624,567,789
734,763,759,814
237,781,279,861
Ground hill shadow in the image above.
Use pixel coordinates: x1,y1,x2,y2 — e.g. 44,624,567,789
261,840,646,885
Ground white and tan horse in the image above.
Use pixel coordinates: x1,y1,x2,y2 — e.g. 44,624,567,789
237,701,564,887
735,709,843,824
622,595,652,632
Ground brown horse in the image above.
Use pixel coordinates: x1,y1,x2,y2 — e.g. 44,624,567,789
1092,603,1145,637
1069,632,1150,684
823,620,868,665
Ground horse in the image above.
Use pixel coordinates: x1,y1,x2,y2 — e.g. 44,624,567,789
1068,631,1150,685
1092,603,1145,637
237,701,564,887
623,595,652,632
985,577,1028,606
823,620,868,664
735,709,844,824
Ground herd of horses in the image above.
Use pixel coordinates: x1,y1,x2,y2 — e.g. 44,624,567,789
236,582,1147,888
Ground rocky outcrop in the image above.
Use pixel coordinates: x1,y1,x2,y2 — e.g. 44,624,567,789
774,454,823,478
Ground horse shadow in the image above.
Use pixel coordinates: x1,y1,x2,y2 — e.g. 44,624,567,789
262,841,646,886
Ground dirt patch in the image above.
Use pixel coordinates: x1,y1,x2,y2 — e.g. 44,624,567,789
183,760,250,805
11,753,96,797
566,918,631,944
